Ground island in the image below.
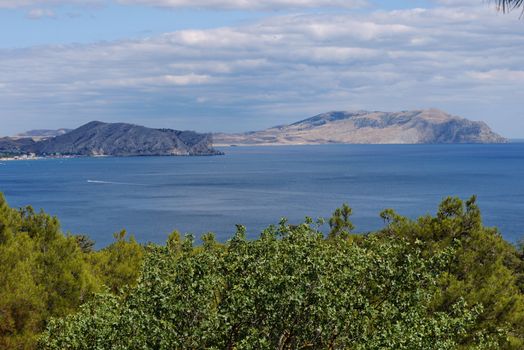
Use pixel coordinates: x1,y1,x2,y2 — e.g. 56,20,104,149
0,121,222,159
213,109,507,146
0,109,508,160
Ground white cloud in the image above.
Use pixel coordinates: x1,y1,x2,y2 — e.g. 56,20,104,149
0,0,100,8
117,0,367,10
433,0,481,6
94,74,212,87
0,0,365,9
0,4,523,136
468,69,524,81
27,8,55,18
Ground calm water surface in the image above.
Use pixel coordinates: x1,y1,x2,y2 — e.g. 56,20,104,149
0,144,523,247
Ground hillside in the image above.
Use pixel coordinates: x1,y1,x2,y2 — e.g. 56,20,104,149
214,109,507,145
0,137,36,156
1,121,221,157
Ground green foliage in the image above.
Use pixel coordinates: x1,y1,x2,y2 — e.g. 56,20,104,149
2,191,524,349
74,235,95,254
0,195,99,349
379,196,524,348
87,229,145,293
0,194,144,349
40,220,490,350
328,203,354,238
0,230,45,349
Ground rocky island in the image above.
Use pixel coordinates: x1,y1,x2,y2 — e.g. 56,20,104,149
0,121,222,158
214,109,507,146
0,109,508,159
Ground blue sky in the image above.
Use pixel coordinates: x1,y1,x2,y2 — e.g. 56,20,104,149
1,1,437,48
0,0,523,137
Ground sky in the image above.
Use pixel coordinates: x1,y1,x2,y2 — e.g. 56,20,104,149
0,0,523,137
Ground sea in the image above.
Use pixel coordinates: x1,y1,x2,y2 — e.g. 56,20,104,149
0,143,523,248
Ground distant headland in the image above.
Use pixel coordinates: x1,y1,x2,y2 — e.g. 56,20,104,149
214,109,507,146
0,121,222,159
0,109,508,159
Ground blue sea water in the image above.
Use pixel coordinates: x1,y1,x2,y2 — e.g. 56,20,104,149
0,144,523,248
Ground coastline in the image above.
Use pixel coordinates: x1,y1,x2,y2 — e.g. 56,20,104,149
0,152,223,161
0,154,80,161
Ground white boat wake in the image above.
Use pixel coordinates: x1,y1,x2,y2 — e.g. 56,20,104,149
87,180,146,186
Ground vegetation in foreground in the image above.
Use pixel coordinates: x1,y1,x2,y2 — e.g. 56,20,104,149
0,194,143,349
0,193,523,349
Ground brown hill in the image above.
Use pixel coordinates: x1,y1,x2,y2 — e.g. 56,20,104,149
214,109,507,145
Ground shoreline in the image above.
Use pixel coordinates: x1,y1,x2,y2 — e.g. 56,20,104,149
0,152,223,161
0,154,79,161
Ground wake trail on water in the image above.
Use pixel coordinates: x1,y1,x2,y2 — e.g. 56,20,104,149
87,180,147,186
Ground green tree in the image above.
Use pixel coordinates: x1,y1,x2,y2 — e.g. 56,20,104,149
328,203,354,238
40,220,492,350
0,200,102,349
378,196,524,349
17,206,99,318
0,232,45,349
3,191,523,349
74,234,95,254
87,229,144,293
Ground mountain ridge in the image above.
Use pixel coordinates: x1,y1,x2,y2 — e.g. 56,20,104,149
0,121,221,157
0,109,508,158
213,109,507,145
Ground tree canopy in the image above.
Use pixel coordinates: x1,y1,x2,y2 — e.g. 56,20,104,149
40,224,489,350
1,193,523,349
39,196,524,350
0,194,144,350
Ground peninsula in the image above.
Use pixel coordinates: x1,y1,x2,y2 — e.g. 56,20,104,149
214,109,507,146
0,121,222,158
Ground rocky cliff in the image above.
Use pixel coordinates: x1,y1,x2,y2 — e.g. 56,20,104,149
214,109,507,145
